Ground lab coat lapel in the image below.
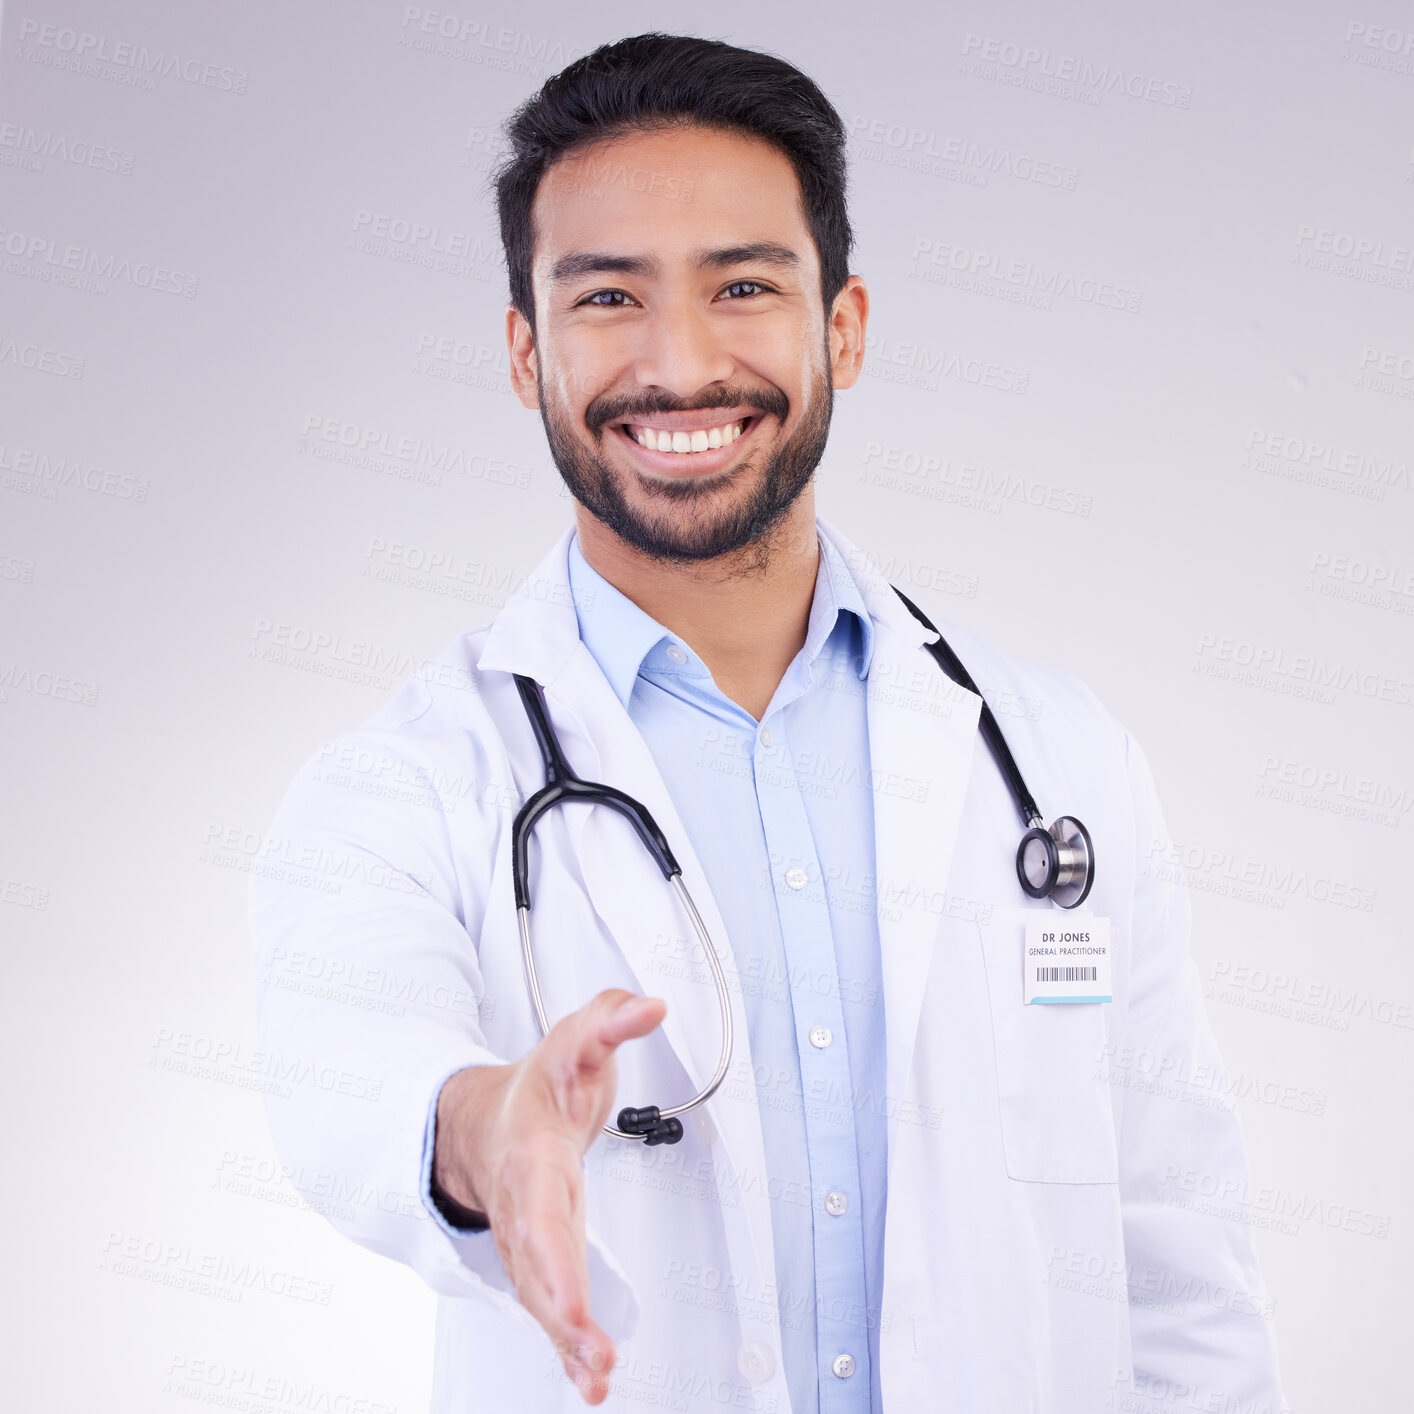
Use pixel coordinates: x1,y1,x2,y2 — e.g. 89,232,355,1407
476,528,772,1243
818,519,983,1163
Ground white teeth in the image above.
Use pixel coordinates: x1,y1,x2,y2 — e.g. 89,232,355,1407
631,420,747,453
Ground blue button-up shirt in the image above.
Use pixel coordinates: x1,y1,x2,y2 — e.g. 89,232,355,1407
423,522,888,1413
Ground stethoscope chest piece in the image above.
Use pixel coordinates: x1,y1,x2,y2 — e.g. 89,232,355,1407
892,585,1098,913
1016,815,1094,909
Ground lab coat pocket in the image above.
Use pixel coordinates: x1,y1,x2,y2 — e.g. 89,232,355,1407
976,909,1119,1184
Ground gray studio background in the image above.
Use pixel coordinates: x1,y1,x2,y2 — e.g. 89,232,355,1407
3,1,1411,1408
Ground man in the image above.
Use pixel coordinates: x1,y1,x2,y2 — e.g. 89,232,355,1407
250,33,1287,1414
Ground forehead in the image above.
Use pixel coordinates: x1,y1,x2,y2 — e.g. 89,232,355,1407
530,126,816,279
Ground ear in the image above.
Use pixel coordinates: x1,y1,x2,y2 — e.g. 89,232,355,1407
827,275,870,391
506,305,540,410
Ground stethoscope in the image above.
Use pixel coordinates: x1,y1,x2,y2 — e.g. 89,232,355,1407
510,585,1094,1146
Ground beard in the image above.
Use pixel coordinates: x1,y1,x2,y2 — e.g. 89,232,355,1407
538,359,834,566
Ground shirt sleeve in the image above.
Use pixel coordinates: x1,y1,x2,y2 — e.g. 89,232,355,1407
421,1065,490,1235
1112,727,1289,1409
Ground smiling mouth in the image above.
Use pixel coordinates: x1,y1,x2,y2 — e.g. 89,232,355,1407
619,416,754,456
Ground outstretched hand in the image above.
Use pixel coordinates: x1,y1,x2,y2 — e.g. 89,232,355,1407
432,988,668,1403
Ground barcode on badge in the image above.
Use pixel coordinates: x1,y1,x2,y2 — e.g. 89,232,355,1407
1035,966,1098,983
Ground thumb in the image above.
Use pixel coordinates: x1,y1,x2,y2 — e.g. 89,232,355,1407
567,990,667,1075
601,992,667,1048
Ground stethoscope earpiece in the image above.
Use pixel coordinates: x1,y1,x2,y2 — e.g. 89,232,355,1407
618,1106,685,1145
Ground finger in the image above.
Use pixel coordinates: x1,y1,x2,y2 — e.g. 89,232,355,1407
564,990,667,1076
596,993,667,1049
517,1271,615,1403
518,1269,614,1404
559,1309,616,1403
568,1325,615,1404
511,1164,616,1399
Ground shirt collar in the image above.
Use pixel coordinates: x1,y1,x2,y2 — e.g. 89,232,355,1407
567,522,876,711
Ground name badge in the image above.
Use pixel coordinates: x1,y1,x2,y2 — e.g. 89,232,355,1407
1024,915,1111,1004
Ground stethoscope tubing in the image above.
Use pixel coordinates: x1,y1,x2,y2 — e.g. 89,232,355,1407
891,586,1045,831
511,675,734,1142
515,878,733,1140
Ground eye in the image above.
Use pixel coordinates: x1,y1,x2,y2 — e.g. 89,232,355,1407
576,289,638,308
718,279,775,300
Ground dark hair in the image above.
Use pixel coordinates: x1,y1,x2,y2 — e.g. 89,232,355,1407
494,33,853,332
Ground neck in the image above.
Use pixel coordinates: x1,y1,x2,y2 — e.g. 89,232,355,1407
573,490,820,721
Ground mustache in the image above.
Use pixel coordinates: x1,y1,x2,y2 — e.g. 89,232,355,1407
585,385,791,435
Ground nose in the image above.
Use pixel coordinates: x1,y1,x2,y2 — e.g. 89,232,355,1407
631,295,735,399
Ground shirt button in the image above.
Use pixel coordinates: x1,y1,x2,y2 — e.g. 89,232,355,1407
784,866,808,890
824,1190,848,1216
737,1341,775,1384
665,644,687,664
809,1024,833,1049
758,724,774,747
832,1353,856,1379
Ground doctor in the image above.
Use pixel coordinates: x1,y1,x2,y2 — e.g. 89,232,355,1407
250,32,1286,1414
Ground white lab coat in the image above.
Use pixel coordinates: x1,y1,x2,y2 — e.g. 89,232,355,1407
249,516,1286,1413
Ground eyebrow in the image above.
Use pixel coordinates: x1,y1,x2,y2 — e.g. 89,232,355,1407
697,242,800,272
549,251,658,283
548,242,801,284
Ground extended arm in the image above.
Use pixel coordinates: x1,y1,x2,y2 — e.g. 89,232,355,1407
248,722,652,1402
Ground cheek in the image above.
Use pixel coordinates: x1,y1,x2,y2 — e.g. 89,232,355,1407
738,311,826,384
547,327,636,404
541,352,598,412
728,338,810,403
